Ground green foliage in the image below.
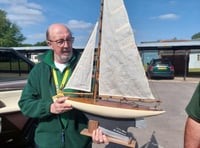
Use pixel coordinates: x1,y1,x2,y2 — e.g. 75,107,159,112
34,41,47,46
192,32,200,40
20,43,34,47
0,9,26,47
19,41,47,47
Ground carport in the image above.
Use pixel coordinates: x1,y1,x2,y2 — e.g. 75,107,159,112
137,40,200,80
0,47,34,76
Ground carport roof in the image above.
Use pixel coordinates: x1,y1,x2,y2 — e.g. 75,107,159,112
137,40,200,50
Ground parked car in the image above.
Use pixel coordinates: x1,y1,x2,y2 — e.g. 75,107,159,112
146,58,175,79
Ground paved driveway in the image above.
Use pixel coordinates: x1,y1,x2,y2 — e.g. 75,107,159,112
93,78,199,148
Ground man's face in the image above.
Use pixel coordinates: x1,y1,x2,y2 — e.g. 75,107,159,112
48,24,74,64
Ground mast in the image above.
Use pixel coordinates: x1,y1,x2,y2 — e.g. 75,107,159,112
93,0,104,101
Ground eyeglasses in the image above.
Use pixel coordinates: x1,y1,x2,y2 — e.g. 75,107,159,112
48,37,74,47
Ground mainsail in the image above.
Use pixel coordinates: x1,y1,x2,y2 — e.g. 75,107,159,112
65,0,154,100
99,0,154,99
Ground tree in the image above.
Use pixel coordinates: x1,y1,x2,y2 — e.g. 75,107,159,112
191,32,200,40
34,41,47,46
0,9,26,47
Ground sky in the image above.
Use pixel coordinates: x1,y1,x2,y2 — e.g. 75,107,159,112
0,0,199,47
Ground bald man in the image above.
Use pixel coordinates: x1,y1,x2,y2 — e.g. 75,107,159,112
19,23,108,148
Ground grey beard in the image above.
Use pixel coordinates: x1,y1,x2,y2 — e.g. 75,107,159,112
59,53,73,63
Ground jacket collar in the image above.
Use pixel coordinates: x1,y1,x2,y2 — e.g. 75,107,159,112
42,49,78,69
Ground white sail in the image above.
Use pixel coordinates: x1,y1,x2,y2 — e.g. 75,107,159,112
62,0,165,119
64,22,98,92
65,0,154,100
99,0,155,99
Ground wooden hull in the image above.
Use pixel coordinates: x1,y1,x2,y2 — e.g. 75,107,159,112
0,90,165,118
66,98,165,119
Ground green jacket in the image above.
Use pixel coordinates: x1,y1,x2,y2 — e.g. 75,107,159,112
186,82,200,122
18,50,92,148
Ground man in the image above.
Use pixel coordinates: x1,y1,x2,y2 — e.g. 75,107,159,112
18,23,108,148
184,82,200,148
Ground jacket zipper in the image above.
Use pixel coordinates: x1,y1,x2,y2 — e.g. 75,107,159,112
61,129,65,148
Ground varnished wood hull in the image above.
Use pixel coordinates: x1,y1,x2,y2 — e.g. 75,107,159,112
66,98,165,119
0,90,165,119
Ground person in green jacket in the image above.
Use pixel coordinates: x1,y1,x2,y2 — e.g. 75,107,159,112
18,23,108,148
184,82,200,148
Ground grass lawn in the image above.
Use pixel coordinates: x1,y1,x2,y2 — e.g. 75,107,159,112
0,61,30,71
189,68,200,72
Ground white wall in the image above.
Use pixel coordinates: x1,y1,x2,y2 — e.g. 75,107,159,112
189,53,200,68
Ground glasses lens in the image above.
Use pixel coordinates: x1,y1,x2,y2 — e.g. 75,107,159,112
50,37,74,47
56,40,64,46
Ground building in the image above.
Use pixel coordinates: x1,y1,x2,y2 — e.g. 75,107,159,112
137,40,200,78
1,39,200,79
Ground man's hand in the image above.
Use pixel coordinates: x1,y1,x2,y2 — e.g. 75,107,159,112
50,96,72,114
92,128,109,145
